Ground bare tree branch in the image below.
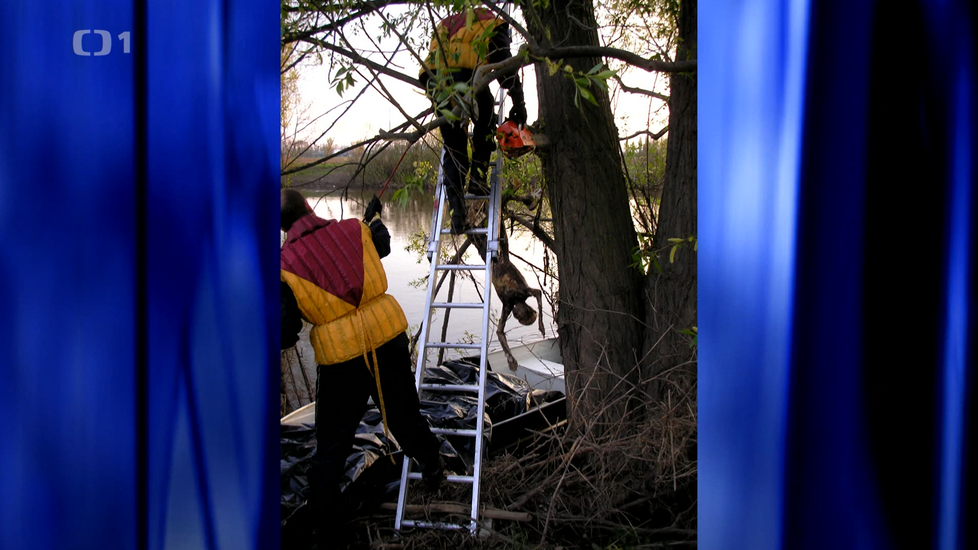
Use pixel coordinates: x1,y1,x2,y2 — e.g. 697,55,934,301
532,45,695,73
282,0,416,42
620,127,668,142
338,19,429,135
506,211,556,252
281,71,382,173
299,37,423,89
372,5,434,83
479,0,539,50
282,106,432,176
612,74,669,102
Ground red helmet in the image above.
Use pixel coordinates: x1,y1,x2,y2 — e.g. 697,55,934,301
496,120,535,159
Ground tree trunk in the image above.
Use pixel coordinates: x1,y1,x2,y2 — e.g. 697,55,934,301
524,0,645,433
642,0,697,402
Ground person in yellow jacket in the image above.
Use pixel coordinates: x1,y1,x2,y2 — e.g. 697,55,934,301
420,5,527,233
279,189,443,548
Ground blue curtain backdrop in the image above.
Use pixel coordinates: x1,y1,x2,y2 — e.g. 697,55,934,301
0,1,279,550
0,3,138,550
141,1,280,549
701,2,976,550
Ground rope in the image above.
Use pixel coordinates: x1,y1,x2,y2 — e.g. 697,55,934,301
356,309,396,464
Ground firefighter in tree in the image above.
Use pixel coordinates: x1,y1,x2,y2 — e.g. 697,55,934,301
420,5,527,233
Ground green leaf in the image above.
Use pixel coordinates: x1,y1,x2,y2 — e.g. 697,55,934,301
669,244,678,263
579,87,598,106
667,237,685,244
391,187,407,207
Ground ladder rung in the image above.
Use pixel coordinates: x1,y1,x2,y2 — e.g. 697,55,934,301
407,472,475,484
384,502,532,522
430,427,479,437
440,227,489,235
463,193,490,200
420,383,480,392
431,302,484,309
424,342,481,350
435,264,486,271
400,519,471,531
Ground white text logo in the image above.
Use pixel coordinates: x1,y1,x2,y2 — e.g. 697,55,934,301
73,30,131,56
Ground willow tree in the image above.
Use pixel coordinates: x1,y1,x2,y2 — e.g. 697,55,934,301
280,0,696,432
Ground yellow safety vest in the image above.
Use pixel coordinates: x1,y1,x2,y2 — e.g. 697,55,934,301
280,216,407,366
421,8,504,74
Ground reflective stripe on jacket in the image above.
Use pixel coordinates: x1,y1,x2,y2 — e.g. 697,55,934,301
280,215,407,365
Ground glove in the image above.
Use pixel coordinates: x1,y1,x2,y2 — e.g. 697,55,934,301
508,100,527,126
363,194,382,223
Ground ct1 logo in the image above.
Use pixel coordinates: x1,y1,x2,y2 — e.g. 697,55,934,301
73,30,131,56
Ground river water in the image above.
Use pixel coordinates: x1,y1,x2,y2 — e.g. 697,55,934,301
281,189,557,409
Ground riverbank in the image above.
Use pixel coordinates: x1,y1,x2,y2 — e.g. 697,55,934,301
282,144,440,192
281,164,387,192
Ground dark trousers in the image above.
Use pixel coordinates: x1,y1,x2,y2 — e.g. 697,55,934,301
440,86,496,209
309,332,440,543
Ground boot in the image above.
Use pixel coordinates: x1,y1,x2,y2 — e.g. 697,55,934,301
446,185,467,234
419,453,445,492
469,165,490,197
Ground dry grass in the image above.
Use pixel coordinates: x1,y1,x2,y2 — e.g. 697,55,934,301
344,362,697,550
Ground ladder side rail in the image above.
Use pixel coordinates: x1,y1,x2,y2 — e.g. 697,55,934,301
426,148,449,260
469,181,495,532
415,148,450,385
396,150,449,531
468,83,509,532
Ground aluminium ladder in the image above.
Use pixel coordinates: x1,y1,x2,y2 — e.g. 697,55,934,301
393,86,511,535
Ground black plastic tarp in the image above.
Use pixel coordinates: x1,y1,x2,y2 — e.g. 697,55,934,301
280,357,564,543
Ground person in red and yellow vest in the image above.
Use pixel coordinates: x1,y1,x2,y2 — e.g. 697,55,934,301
419,5,527,233
280,189,443,548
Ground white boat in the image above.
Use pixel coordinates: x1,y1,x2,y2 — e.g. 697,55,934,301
484,337,564,394
280,337,564,426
